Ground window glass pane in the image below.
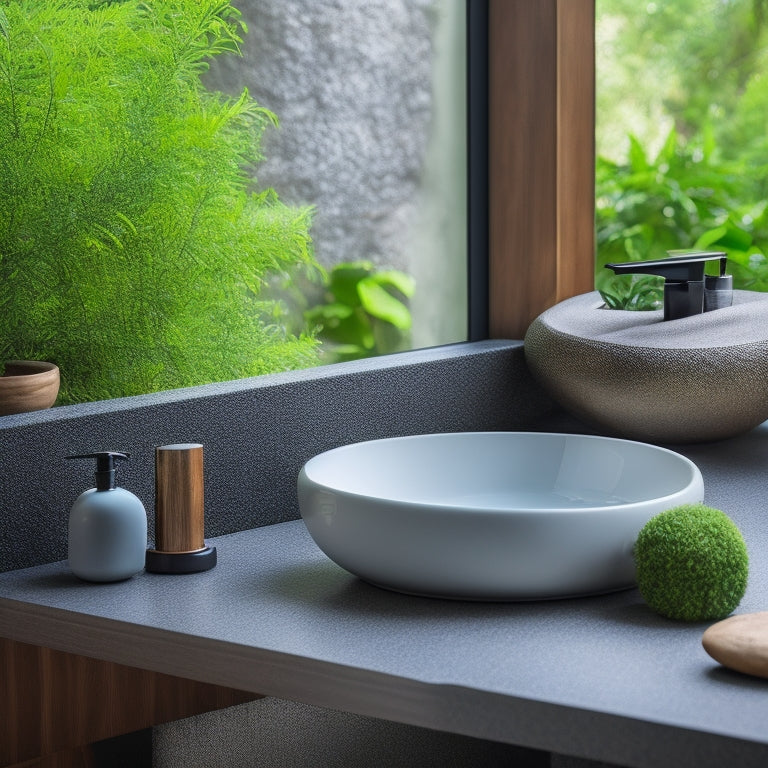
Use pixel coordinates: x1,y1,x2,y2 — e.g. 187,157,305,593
208,0,468,361
0,1,466,408
596,0,768,306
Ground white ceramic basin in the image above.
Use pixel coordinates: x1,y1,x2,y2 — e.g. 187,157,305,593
297,432,704,600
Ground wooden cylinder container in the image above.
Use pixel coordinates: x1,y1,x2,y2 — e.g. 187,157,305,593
145,443,217,574
155,443,205,553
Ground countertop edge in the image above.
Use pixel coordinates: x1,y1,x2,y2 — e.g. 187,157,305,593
2,595,767,768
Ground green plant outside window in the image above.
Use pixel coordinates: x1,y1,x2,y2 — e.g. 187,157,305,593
0,0,319,404
596,0,768,309
305,262,416,363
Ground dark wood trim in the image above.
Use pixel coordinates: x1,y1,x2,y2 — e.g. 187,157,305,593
489,0,595,339
7,730,151,768
0,639,258,767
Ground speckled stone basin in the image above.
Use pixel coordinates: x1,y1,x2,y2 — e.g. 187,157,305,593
524,290,768,443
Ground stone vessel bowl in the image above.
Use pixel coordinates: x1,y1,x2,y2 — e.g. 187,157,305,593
524,290,768,443
0,361,60,416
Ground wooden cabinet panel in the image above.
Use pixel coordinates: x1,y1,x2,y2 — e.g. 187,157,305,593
0,639,258,767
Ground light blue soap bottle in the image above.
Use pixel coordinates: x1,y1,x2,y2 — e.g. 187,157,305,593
67,451,147,582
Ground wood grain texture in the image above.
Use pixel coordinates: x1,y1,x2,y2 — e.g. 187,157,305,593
7,746,95,768
0,638,258,767
489,0,595,339
154,444,205,553
556,0,596,303
6,729,150,768
0,362,60,416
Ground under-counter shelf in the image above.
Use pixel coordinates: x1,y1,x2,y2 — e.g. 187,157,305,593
3,427,768,768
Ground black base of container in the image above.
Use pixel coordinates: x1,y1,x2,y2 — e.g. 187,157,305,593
145,546,217,574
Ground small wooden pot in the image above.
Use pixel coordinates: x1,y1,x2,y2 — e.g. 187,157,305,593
0,360,60,416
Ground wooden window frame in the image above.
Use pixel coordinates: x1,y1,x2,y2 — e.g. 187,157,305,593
488,0,595,339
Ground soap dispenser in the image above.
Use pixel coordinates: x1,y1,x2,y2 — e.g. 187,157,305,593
606,250,731,320
66,451,148,582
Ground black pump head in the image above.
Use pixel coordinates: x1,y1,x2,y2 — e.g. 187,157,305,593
67,451,130,490
606,251,728,320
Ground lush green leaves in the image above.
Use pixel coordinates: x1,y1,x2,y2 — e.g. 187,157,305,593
304,261,415,362
596,126,768,306
0,0,319,404
597,0,768,307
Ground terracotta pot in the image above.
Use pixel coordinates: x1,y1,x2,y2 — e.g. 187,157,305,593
0,360,60,416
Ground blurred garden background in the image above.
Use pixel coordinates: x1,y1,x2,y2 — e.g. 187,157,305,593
0,0,464,404
8,1,766,405
596,0,768,307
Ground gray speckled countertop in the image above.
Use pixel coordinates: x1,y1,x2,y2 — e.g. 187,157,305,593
3,424,768,768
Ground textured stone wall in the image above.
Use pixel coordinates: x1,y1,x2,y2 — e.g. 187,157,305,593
0,342,553,573
207,0,466,347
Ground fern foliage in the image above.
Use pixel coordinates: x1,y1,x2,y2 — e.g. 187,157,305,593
0,0,318,404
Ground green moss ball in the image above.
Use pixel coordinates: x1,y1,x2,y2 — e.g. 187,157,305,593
634,504,749,621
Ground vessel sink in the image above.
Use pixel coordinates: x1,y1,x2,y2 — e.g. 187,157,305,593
297,432,704,600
